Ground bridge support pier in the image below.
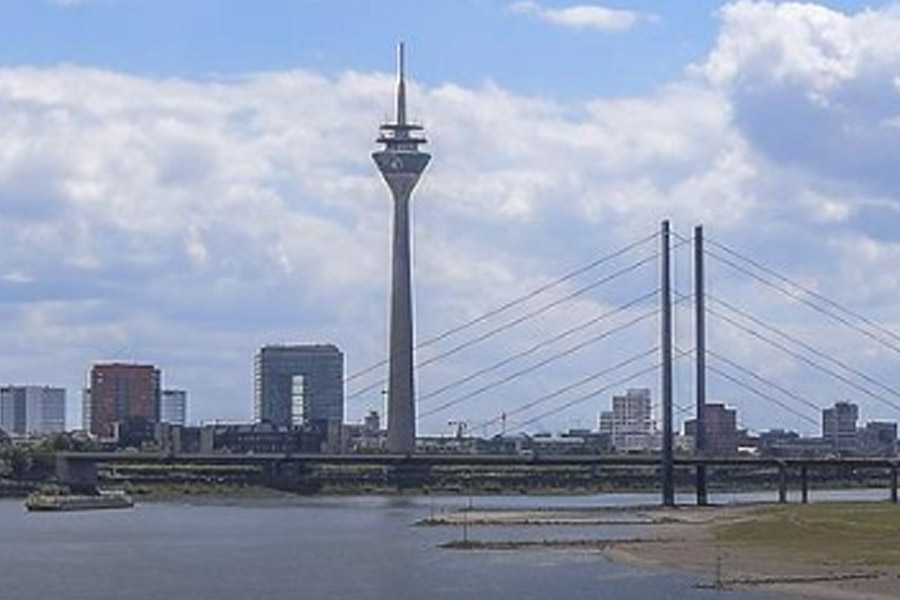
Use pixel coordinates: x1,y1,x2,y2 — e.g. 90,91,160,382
696,465,708,506
800,465,809,504
891,465,898,504
778,464,788,504
389,462,432,492
263,461,319,494
55,456,98,494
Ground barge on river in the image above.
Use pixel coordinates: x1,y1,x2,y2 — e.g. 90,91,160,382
25,490,134,512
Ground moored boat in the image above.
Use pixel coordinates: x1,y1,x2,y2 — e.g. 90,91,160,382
25,490,134,512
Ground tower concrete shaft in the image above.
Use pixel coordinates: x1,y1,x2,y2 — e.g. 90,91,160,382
373,43,430,454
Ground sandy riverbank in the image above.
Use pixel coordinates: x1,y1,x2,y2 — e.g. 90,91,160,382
432,504,900,600
610,505,900,600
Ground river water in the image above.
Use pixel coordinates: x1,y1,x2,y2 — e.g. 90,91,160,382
3,490,880,600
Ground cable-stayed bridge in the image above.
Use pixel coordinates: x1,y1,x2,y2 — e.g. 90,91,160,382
349,222,900,439
51,222,900,506
341,220,900,504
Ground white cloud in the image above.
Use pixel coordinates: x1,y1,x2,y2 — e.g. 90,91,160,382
696,1,900,198
6,2,900,435
508,1,643,32
702,1,900,91
0,64,737,432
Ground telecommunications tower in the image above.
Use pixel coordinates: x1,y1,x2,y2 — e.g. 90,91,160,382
372,43,431,454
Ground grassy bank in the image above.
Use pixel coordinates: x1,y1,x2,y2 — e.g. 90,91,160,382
716,502,900,566
122,482,292,501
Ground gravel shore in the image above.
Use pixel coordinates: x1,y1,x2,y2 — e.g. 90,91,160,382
432,504,900,599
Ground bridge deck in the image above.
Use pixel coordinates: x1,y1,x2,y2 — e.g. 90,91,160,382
51,452,900,469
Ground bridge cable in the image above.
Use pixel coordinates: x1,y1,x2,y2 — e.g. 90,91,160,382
344,231,658,385
417,307,661,420
672,345,813,434
708,294,900,404
704,245,900,357
704,362,819,428
347,252,659,401
506,348,692,433
708,237,900,347
705,349,823,414
706,305,900,414
471,347,660,432
418,289,659,403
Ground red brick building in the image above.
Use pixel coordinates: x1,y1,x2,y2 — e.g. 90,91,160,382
87,363,160,438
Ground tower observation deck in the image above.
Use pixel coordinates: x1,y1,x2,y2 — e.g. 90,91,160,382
373,43,431,454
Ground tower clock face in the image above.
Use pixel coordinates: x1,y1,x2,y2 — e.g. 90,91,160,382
389,156,404,170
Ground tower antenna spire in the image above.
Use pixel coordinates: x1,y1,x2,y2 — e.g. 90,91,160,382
373,42,430,454
396,41,407,127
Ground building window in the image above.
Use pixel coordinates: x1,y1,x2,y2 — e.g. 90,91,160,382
291,375,306,427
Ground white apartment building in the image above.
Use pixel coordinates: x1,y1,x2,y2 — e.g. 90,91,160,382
599,388,656,452
160,389,188,426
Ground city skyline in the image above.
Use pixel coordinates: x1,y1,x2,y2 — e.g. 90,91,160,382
3,1,900,435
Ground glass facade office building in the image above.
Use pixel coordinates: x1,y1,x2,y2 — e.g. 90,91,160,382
0,385,66,435
254,344,344,428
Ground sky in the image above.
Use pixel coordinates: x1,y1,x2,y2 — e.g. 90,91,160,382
3,0,900,438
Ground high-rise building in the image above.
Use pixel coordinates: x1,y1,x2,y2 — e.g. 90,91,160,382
685,403,738,455
823,401,859,454
160,389,188,426
254,344,344,428
372,43,430,454
81,388,91,432
858,421,897,457
1,388,25,434
0,385,66,435
599,388,655,453
86,363,161,438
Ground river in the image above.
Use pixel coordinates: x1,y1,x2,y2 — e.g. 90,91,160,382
3,490,876,600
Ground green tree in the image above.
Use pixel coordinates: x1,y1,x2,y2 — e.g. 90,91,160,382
0,445,32,480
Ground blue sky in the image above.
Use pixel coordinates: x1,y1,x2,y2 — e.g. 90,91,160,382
0,1,761,96
3,0,900,438
0,0,879,92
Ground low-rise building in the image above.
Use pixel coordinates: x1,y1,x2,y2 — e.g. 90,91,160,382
757,429,832,457
200,422,325,454
342,411,385,453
